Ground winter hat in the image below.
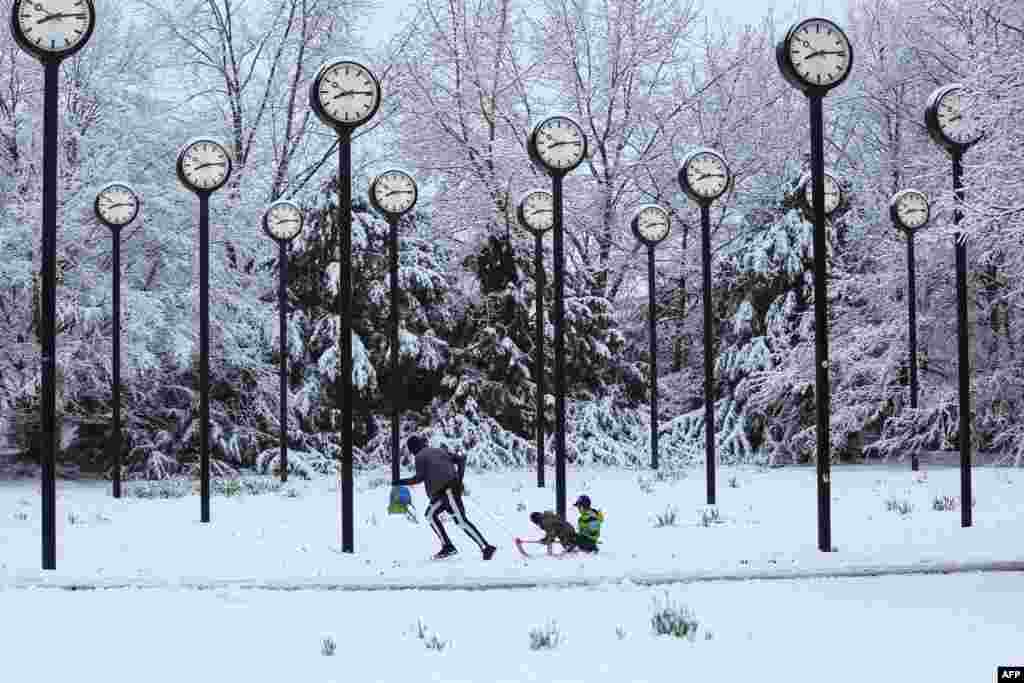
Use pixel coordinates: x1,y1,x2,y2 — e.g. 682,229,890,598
406,434,427,455
573,495,592,509
529,511,544,526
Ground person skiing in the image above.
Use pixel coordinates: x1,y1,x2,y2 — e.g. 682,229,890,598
524,510,578,555
393,434,496,560
572,495,604,553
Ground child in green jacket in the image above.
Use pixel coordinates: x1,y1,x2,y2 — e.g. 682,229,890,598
573,495,603,553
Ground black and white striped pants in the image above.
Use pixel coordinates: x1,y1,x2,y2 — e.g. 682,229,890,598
426,484,489,550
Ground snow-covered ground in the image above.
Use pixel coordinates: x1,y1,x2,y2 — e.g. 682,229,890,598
1,464,1021,585
2,465,1022,682
3,573,1022,682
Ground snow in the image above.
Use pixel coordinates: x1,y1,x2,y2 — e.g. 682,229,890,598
1,465,1022,681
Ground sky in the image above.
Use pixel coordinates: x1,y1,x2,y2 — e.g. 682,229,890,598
363,0,851,49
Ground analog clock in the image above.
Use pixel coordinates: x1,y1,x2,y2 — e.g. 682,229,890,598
679,149,731,204
310,59,381,129
777,17,853,93
925,84,982,152
517,190,554,234
176,139,232,193
889,189,930,233
94,182,140,228
528,115,588,174
631,205,671,245
801,171,842,215
369,169,418,216
11,0,95,59
262,200,304,242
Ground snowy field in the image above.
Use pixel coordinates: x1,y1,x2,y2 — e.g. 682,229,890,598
1,464,1022,586
2,465,1023,681
2,573,1022,682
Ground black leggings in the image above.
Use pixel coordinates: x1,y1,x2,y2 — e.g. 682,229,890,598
426,484,490,550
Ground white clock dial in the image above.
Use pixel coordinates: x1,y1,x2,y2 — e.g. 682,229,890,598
14,0,93,54
533,117,586,172
179,140,231,192
893,191,929,231
634,205,670,244
264,201,303,241
371,170,417,215
520,190,553,233
315,61,380,127
935,88,980,147
804,172,842,215
684,152,730,200
95,183,139,227
787,18,851,88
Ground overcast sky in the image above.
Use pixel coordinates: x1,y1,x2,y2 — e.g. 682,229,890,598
362,0,850,49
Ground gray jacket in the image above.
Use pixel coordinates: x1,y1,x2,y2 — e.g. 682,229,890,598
396,447,466,498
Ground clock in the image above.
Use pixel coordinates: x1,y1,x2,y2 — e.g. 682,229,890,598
528,115,588,175
516,190,554,235
369,169,418,216
10,0,95,60
678,149,731,204
776,17,853,94
310,59,381,130
94,182,140,229
631,205,671,246
889,189,930,233
176,138,232,193
800,170,843,215
925,84,982,152
262,200,304,241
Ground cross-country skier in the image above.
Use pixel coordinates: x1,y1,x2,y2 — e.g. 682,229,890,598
393,434,497,561
572,495,603,553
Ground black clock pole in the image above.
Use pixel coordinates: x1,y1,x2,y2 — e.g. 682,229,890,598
809,93,832,552
337,128,355,553
199,192,211,524
552,174,567,520
700,203,716,504
906,225,919,471
647,245,660,470
112,227,123,497
41,59,60,570
534,231,546,488
952,151,972,528
388,214,401,486
278,238,289,483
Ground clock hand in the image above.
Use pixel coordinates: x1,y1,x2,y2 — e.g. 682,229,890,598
547,140,581,148
193,162,226,170
104,202,135,210
36,11,87,23
697,173,726,181
386,190,414,196
332,89,375,99
530,209,552,214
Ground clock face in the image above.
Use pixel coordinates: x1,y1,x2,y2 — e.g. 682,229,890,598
892,191,929,231
786,18,852,88
682,152,730,201
532,116,586,172
264,201,303,241
95,183,140,227
178,140,231,192
633,205,670,244
804,172,842,215
371,170,417,215
314,61,380,127
935,88,981,147
519,190,553,233
14,0,94,55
